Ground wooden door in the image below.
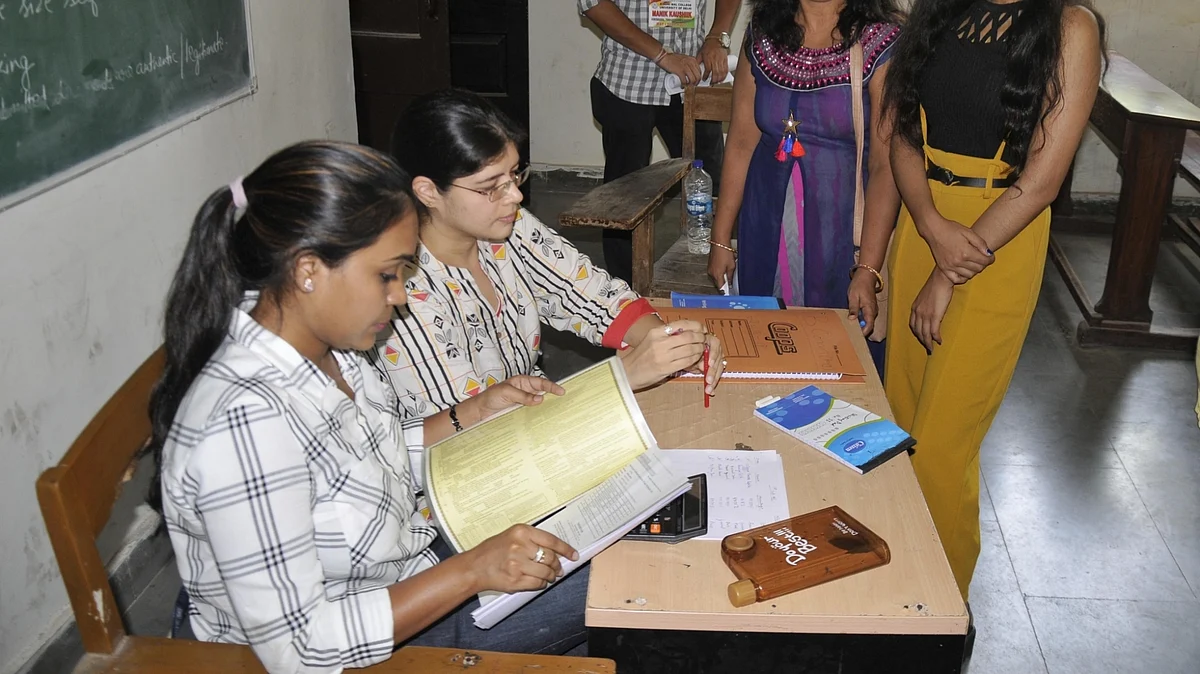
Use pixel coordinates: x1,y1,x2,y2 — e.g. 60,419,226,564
449,0,532,202
350,0,451,151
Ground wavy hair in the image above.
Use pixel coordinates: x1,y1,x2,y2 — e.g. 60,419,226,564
750,0,903,52
882,0,1106,174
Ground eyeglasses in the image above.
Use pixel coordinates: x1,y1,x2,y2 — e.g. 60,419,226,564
450,165,531,203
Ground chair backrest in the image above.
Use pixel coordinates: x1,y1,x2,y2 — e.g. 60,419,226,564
682,84,734,162
36,347,165,655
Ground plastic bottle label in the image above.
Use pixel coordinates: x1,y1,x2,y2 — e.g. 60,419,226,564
686,197,712,217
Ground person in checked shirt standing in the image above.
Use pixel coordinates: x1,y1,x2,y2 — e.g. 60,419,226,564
580,0,739,284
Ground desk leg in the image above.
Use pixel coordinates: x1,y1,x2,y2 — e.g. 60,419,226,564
631,216,655,297
589,628,965,674
1093,122,1184,324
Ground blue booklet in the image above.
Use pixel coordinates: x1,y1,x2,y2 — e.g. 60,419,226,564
670,292,782,310
753,386,914,474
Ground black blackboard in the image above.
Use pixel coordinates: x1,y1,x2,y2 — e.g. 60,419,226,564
0,0,253,202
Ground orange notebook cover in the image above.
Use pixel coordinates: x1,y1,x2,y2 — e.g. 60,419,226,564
657,308,867,383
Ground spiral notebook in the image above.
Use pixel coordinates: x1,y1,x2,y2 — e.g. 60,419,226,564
657,308,867,383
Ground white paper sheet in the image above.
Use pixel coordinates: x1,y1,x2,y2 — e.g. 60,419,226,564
664,55,738,95
665,449,790,540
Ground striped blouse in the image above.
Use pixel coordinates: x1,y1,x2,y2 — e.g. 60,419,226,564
374,207,654,426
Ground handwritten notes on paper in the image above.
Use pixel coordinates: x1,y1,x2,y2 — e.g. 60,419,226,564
665,449,790,540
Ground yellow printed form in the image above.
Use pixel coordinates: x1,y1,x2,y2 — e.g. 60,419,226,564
425,358,657,552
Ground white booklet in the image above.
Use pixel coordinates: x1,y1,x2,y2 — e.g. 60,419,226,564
421,357,689,629
471,449,689,629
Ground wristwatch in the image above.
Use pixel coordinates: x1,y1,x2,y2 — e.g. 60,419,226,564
706,31,731,49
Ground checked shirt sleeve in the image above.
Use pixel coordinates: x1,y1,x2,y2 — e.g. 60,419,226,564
187,403,394,673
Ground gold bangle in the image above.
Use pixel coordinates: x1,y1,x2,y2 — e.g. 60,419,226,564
850,264,884,294
708,239,737,259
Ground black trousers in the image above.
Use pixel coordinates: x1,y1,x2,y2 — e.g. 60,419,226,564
589,77,726,284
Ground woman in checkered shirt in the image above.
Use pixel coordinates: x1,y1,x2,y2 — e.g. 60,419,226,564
148,141,598,672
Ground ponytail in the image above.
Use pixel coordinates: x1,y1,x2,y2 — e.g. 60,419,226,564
146,140,417,511
146,187,246,509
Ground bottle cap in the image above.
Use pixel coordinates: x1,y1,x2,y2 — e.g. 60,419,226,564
725,534,754,553
692,159,703,169
728,579,758,607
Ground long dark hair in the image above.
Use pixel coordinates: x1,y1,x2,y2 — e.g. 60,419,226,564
146,140,416,510
883,0,1106,174
751,0,903,52
391,88,526,191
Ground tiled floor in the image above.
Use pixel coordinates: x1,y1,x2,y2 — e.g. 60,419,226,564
530,185,1200,674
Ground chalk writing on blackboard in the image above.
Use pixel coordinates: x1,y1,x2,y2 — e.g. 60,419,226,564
0,0,252,203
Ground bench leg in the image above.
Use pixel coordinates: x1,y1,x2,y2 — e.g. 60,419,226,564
1091,121,1184,326
632,216,655,296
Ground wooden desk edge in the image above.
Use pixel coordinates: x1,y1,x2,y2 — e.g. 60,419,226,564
586,607,970,636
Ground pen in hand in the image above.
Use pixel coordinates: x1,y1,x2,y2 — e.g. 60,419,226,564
702,344,711,408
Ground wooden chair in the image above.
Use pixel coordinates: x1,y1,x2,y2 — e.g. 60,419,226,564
36,347,615,674
560,84,734,297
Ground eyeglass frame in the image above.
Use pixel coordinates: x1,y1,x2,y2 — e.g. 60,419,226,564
449,165,531,203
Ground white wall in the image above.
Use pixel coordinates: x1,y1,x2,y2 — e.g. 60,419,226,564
530,0,1200,197
1075,0,1200,197
529,0,753,169
0,2,358,671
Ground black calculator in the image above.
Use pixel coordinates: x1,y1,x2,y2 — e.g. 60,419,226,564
623,474,708,544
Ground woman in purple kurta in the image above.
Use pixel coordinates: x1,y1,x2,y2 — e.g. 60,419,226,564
708,2,901,376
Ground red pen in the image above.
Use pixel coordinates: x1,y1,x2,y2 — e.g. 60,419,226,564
702,344,710,408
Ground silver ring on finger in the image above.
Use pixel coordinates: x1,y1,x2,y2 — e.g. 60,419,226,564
534,546,546,564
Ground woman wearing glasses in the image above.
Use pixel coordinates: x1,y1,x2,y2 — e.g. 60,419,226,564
377,89,724,457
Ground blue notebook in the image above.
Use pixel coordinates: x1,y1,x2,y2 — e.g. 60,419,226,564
754,386,914,474
670,292,782,310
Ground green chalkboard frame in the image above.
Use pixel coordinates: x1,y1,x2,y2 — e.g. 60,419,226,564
0,0,256,210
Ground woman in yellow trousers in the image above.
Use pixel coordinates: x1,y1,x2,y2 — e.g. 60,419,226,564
877,0,1105,599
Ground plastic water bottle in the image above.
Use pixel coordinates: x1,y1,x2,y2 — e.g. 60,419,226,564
685,160,713,255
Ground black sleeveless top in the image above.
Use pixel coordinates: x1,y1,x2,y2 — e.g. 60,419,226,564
920,0,1026,163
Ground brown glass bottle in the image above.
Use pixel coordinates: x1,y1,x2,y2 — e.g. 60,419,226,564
721,505,891,607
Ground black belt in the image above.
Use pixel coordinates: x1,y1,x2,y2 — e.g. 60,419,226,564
926,160,1015,189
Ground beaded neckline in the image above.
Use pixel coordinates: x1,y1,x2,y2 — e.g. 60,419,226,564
750,22,900,92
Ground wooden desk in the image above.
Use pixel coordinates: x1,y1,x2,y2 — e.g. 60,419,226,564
1049,52,1200,351
586,308,968,673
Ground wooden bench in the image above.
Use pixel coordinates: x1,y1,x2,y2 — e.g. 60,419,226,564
1166,130,1200,260
1048,52,1200,351
560,85,732,297
37,348,616,674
